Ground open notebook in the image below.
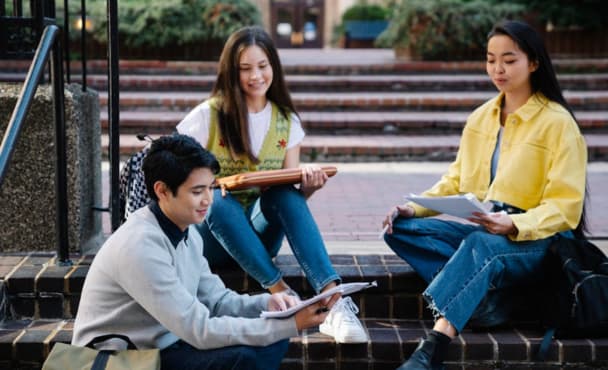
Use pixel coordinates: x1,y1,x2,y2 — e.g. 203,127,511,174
260,281,377,319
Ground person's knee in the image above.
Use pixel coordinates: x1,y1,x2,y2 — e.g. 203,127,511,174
232,346,258,369
460,231,505,265
207,191,242,219
262,185,301,203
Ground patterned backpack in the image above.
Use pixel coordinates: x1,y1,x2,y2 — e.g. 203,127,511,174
118,144,151,224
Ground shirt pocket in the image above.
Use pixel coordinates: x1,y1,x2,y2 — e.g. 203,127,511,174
499,141,550,203
459,128,494,191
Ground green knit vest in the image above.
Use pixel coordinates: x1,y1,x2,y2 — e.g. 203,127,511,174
207,98,291,207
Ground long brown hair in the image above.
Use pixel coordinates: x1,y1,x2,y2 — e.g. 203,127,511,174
211,26,298,163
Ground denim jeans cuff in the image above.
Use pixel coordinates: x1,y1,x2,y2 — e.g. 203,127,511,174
315,275,342,294
261,271,284,290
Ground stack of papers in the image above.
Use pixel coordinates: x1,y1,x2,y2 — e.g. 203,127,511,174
260,281,377,319
405,193,493,219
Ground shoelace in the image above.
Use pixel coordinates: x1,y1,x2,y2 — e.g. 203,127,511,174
335,296,360,323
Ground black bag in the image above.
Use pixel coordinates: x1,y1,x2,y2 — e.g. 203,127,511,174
537,235,608,359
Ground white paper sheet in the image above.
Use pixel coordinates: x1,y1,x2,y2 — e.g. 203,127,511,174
405,192,493,219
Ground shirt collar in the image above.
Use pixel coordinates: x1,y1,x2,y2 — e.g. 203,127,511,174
491,92,548,123
149,201,188,248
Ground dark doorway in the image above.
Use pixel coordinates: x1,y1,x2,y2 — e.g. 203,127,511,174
271,0,324,48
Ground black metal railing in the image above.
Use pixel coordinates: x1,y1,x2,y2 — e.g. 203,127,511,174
107,0,121,232
0,0,121,251
0,24,71,264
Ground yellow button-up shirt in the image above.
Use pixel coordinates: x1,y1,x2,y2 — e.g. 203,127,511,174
410,92,587,241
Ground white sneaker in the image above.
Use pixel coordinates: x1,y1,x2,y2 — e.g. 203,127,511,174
319,296,369,343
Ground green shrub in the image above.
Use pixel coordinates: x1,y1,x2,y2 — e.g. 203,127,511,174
376,0,524,60
332,2,389,46
503,0,608,30
81,0,261,48
342,3,389,22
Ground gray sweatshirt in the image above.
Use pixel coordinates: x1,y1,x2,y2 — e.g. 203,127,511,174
72,206,298,350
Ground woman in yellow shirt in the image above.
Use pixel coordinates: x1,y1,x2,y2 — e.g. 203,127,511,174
382,20,587,370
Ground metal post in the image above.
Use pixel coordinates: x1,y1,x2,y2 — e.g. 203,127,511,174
63,0,70,83
80,0,87,91
13,0,22,16
107,0,120,231
50,32,71,265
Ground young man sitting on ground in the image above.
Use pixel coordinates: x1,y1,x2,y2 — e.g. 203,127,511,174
72,134,338,370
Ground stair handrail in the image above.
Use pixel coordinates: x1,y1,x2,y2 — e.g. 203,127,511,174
0,24,71,265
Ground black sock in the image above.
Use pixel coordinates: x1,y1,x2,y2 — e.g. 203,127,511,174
427,330,451,365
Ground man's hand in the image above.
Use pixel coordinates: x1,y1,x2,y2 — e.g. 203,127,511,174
294,293,340,330
268,292,300,312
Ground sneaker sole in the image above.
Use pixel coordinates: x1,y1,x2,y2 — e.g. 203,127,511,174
319,323,369,343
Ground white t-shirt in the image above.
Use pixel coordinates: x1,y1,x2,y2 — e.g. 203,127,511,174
176,100,305,157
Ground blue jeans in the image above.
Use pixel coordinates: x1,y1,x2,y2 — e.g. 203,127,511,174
160,339,289,370
384,218,555,332
198,185,340,292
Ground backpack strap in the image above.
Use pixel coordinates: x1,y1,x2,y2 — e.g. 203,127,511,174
536,327,555,361
91,351,111,370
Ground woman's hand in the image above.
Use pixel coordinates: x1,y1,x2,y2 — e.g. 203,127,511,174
382,204,415,235
294,293,340,331
267,292,300,312
469,212,517,235
299,165,328,197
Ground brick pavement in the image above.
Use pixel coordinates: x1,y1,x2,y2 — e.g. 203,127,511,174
102,161,608,241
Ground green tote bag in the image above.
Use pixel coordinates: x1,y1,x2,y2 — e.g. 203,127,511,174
42,334,160,370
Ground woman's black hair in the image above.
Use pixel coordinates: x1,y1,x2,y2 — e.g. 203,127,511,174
488,20,588,238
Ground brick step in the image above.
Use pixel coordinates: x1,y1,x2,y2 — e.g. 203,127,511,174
3,318,607,370
4,58,608,74
5,72,608,92
101,110,608,136
98,90,608,112
0,253,426,322
101,134,608,162
1,253,607,369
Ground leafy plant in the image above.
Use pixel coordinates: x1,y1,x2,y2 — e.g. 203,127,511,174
376,0,524,60
78,0,261,48
342,3,389,22
503,0,608,30
332,1,389,46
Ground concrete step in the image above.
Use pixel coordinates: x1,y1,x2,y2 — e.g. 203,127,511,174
101,110,608,136
5,72,608,92
97,90,608,112
102,133,608,162
4,57,608,74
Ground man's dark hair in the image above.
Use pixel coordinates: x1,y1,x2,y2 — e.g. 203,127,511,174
142,134,220,201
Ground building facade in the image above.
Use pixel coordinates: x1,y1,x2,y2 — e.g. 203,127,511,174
249,0,386,48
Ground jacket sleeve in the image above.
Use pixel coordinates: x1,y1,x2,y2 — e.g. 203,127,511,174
409,140,465,217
